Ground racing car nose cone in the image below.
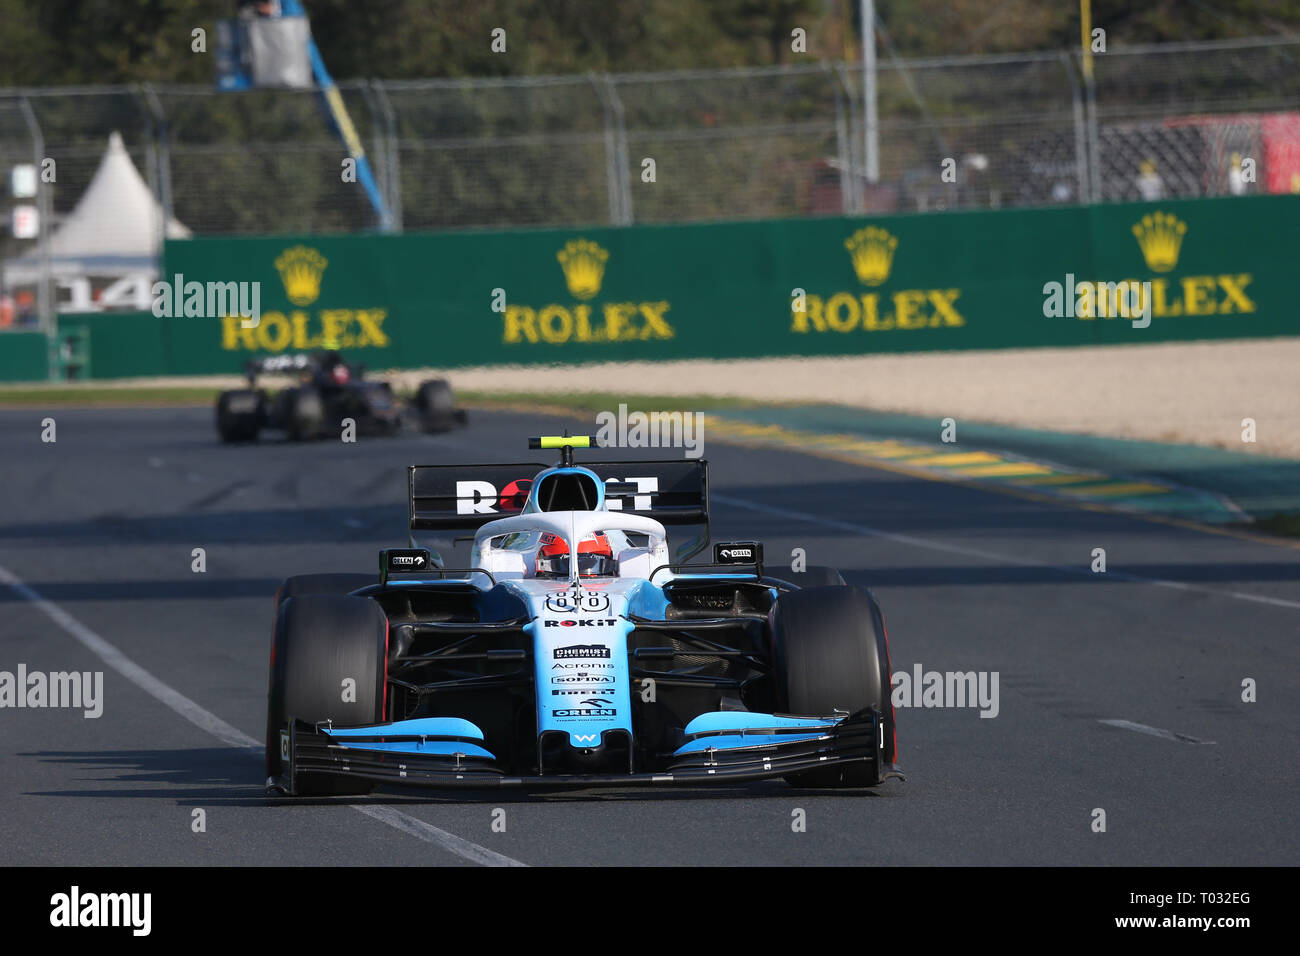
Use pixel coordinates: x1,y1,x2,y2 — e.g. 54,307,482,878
538,728,632,774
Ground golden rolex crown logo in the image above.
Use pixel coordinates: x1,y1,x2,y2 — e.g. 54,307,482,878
844,226,898,286
556,238,609,300
1131,211,1187,273
274,245,328,306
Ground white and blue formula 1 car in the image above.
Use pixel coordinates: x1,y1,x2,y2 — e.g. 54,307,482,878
266,436,903,794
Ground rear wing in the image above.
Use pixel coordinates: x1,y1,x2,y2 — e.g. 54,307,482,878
244,354,313,379
407,459,710,560
243,353,365,382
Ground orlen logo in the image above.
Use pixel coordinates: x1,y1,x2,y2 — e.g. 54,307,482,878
386,549,432,571
719,548,752,560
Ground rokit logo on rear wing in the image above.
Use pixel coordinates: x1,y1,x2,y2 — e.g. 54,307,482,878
453,477,659,514
408,459,708,537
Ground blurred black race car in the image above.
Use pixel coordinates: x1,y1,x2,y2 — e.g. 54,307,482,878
215,352,467,443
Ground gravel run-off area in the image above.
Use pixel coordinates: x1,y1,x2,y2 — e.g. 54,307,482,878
389,338,1300,460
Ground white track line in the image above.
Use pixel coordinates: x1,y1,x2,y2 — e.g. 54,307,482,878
353,805,525,866
712,493,1300,612
1098,719,1216,745
0,563,527,868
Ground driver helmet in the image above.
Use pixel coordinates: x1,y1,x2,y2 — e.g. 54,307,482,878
536,531,615,578
320,350,350,384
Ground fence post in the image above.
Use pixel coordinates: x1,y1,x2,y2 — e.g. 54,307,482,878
370,82,403,232
592,74,632,226
362,81,402,233
590,73,621,225
1062,52,1090,204
17,97,54,379
610,78,632,224
135,84,173,256
830,62,859,214
1077,50,1102,203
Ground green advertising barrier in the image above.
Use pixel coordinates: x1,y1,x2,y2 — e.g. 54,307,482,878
0,332,48,382
94,191,1291,378
50,313,170,380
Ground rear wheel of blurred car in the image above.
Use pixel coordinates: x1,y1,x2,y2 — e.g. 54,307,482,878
215,389,263,443
414,378,458,433
265,594,388,796
284,387,324,441
771,584,896,788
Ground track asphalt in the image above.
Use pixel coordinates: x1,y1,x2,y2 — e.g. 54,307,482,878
1,406,1297,865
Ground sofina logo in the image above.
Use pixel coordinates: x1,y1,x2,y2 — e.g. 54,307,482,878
557,239,609,299
503,238,674,345
274,246,328,305
221,245,389,353
792,224,964,335
844,226,898,286
1131,212,1187,273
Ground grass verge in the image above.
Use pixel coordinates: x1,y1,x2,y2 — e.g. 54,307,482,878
0,385,221,407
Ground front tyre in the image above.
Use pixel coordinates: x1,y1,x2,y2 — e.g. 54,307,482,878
265,594,388,796
772,585,897,788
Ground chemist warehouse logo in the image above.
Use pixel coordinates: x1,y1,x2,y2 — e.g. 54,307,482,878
221,245,390,353
503,238,675,346
791,226,965,335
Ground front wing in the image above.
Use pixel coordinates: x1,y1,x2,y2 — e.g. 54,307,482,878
270,709,895,792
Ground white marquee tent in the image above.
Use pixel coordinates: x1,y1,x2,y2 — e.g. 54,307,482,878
4,131,189,286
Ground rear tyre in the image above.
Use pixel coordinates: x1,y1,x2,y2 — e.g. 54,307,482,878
785,565,846,587
283,387,324,441
215,389,263,443
265,594,388,796
772,585,896,788
414,378,458,433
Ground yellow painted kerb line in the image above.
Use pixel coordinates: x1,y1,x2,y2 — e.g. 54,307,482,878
699,414,1300,553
